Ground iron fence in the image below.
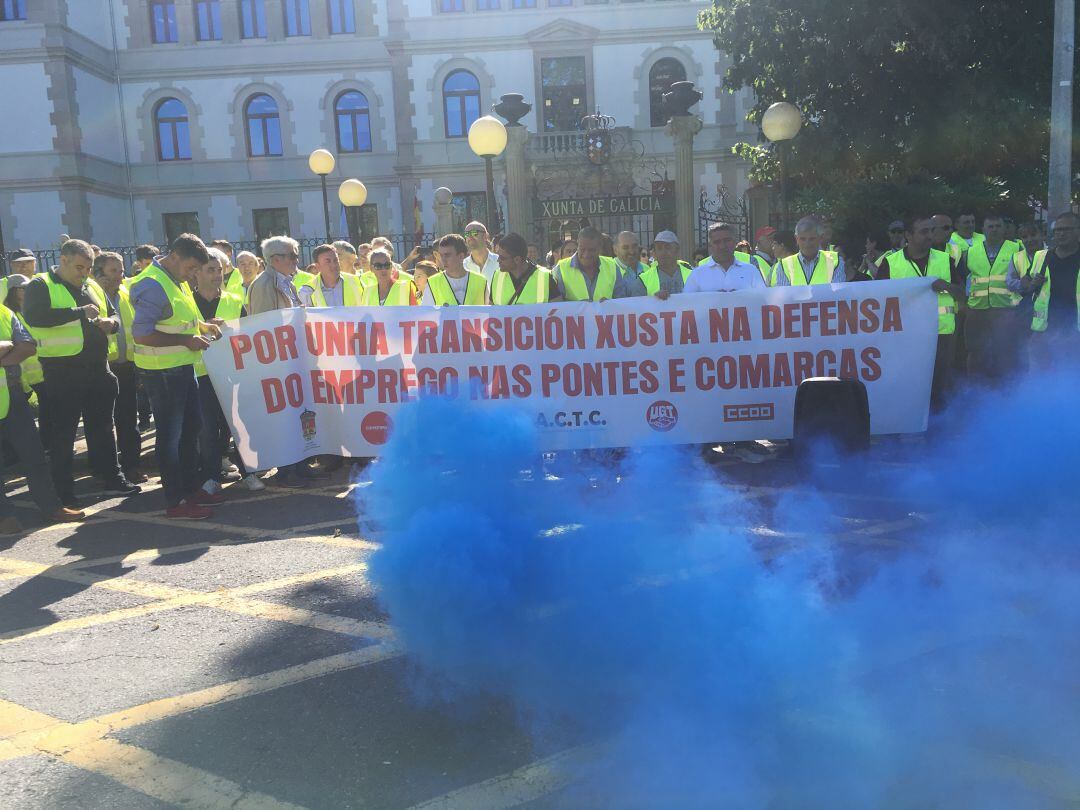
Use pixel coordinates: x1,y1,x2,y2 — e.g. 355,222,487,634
13,234,445,276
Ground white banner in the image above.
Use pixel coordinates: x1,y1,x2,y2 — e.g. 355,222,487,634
204,279,938,469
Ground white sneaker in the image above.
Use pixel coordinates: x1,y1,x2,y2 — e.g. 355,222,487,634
201,479,223,495
239,474,266,492
221,458,239,475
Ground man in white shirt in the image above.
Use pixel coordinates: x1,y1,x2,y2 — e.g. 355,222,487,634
298,246,346,307
684,222,766,293
423,234,487,306
463,221,500,281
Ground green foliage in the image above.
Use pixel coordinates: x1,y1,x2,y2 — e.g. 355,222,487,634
731,142,776,184
792,173,1026,252
699,0,1074,231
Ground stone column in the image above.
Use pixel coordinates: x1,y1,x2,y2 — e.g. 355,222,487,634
503,126,530,237
665,115,703,262
493,94,533,239
434,187,454,237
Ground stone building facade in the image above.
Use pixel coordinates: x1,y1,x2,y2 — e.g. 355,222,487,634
0,0,756,256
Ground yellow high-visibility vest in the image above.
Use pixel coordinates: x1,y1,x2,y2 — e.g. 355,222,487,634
292,270,315,291
884,249,956,335
949,232,985,252
639,262,693,295
307,273,365,307
965,240,1021,309
0,305,13,419
1029,250,1080,332
426,271,487,306
106,284,136,363
361,279,415,306
557,256,618,301
132,263,202,371
26,273,107,358
16,312,43,391
194,291,243,377
771,251,839,286
489,268,552,305
223,269,245,298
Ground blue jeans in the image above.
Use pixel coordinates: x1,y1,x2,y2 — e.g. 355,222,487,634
141,365,201,507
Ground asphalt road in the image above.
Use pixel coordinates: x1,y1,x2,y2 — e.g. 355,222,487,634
0,436,1059,808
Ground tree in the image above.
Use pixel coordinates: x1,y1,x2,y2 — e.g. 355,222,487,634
699,0,1077,243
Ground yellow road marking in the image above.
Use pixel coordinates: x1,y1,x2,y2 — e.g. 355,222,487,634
61,536,255,569
0,700,306,808
0,557,385,644
0,698,60,739
1,643,400,761
61,738,306,809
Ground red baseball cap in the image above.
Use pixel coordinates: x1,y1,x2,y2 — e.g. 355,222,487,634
754,226,777,242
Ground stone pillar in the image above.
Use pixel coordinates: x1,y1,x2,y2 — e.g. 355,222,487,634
493,94,533,239
434,187,454,237
503,126,530,237
665,115,703,262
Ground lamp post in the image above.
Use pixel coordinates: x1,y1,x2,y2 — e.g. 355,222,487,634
308,149,336,242
467,116,508,233
434,186,454,237
761,102,802,231
338,179,368,244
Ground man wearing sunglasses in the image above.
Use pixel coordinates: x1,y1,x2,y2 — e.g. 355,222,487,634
490,233,562,304
462,221,500,281
1008,212,1080,369
247,236,303,316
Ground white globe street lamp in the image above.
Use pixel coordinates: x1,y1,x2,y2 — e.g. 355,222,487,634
338,179,368,243
338,179,368,208
760,102,802,230
308,149,337,241
467,116,508,233
761,102,802,143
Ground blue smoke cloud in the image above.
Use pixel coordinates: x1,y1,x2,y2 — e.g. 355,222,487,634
359,374,1080,807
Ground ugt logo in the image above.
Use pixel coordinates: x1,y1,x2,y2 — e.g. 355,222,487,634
645,400,678,432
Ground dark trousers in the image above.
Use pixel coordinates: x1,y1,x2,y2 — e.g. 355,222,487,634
31,383,51,451
964,308,1009,381
1029,329,1080,372
43,362,122,503
111,362,142,474
197,375,246,484
136,375,152,426
0,389,61,518
142,365,201,507
930,333,955,414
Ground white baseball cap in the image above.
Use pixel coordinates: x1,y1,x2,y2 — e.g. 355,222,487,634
653,230,679,244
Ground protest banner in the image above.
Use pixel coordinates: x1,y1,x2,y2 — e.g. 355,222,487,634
204,278,938,469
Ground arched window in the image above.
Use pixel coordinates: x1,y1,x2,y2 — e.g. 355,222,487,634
335,91,372,153
155,98,191,161
245,94,282,157
648,58,687,127
443,70,480,139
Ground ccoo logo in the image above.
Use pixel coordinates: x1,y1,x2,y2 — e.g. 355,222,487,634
361,411,393,445
645,400,679,432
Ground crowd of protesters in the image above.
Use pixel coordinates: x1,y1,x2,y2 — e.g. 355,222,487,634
0,206,1075,527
